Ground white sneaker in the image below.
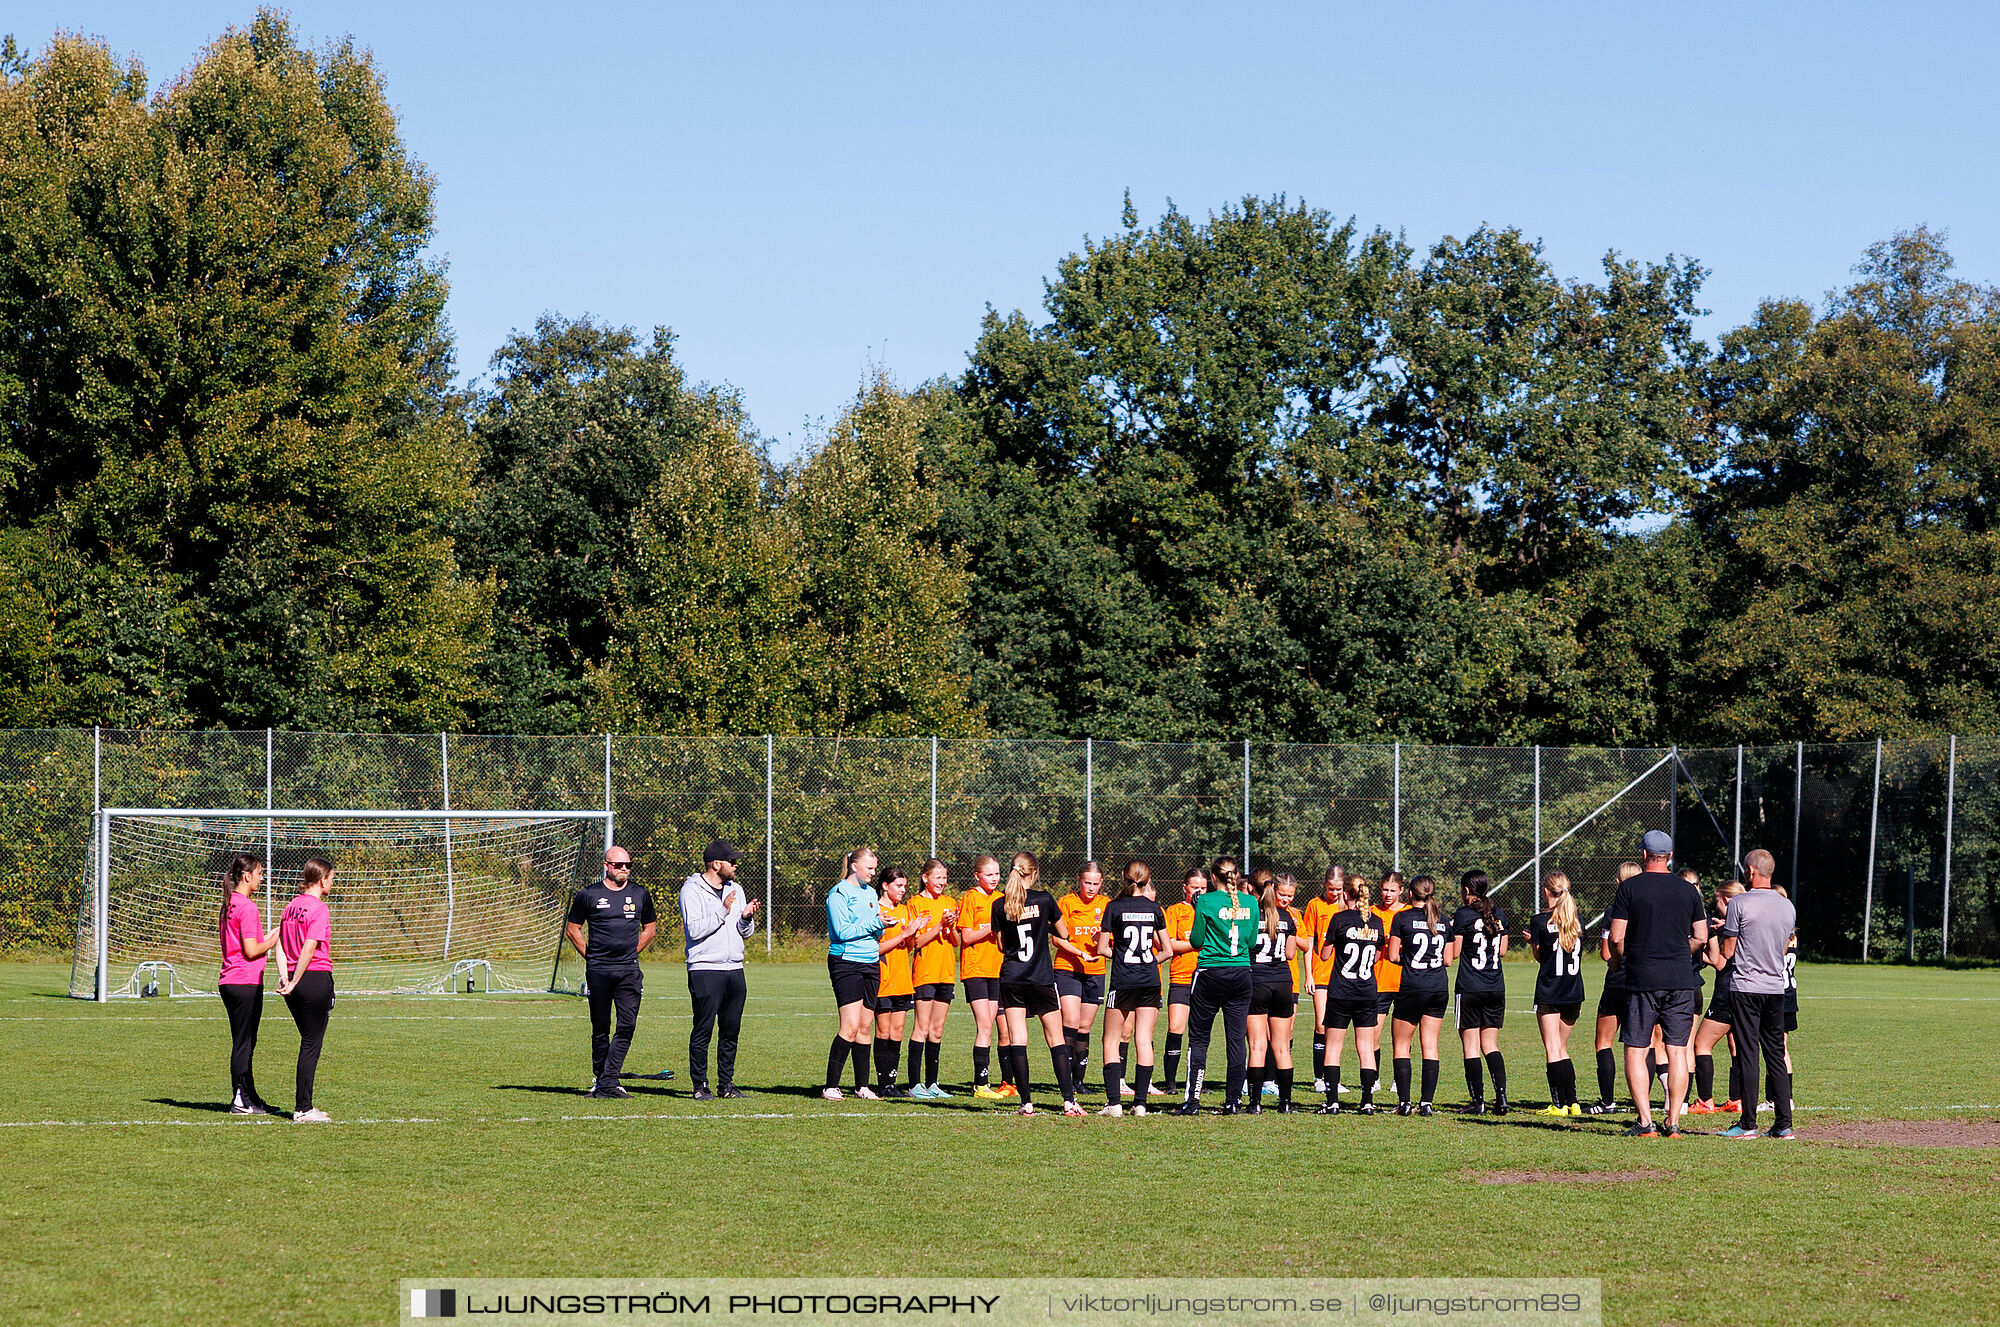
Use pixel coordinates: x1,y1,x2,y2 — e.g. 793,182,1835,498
1121,1082,1135,1097
821,1087,844,1102
293,1108,331,1123
1015,1102,1037,1116
1262,1081,1279,1096
1098,1102,1124,1117
1337,1082,1352,1094
1131,1104,1148,1117
1312,1078,1327,1093
1061,1100,1088,1118
854,1086,881,1101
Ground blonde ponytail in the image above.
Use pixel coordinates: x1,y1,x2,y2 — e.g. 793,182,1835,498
1544,871,1579,952
1003,851,1038,922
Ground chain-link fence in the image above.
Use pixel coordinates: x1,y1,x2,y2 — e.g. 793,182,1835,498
8,731,1998,984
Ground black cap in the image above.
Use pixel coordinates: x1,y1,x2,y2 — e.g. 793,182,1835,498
703,839,741,866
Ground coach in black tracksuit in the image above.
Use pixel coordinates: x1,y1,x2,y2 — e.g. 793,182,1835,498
566,846,657,1099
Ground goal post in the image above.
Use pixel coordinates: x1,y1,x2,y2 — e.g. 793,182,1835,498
71,807,612,1002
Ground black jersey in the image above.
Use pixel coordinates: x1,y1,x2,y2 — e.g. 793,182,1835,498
1528,910,1585,1007
1707,911,1734,999
1391,908,1450,993
994,888,1059,985
1600,922,1626,993
1783,934,1798,1015
1451,904,1508,995
1103,896,1168,990
565,881,657,970
1250,906,1299,986
1322,907,1383,999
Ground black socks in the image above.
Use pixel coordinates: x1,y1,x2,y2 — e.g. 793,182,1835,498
826,1037,851,1090
908,1039,923,1088
1163,1033,1184,1088
875,1039,898,1088
1313,1033,1327,1080
1393,1056,1412,1104
1695,1053,1715,1102
1324,1066,1341,1104
1420,1057,1440,1104
1359,1067,1378,1105
1596,1047,1617,1103
1275,1067,1294,1107
1048,1044,1076,1104
853,1042,871,1090
924,1040,941,1088
1464,1056,1485,1101
1103,1060,1122,1105
973,1044,991,1086
1133,1062,1154,1100
1546,1058,1577,1106
1485,1051,1507,1097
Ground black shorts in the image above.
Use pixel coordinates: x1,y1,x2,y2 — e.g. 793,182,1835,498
1455,992,1506,1030
1322,995,1378,1029
1784,1010,1798,1034
1624,989,1700,1048
1536,1001,1583,1023
870,993,915,1013
828,956,880,1009
1596,985,1627,1022
1054,971,1105,1004
1703,995,1733,1025
1393,988,1448,1024
999,981,1060,1017
915,982,955,1004
962,976,1001,1003
1111,984,1161,1013
1249,980,1297,1019
1375,990,1399,1015
1167,983,1193,1008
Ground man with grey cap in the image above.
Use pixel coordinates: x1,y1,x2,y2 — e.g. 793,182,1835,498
1608,830,1707,1137
680,839,759,1099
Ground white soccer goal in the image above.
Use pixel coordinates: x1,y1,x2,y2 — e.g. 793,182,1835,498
69,808,611,1001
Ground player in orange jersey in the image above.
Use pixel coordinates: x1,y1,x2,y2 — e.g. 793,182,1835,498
1158,866,1207,1094
903,859,958,1099
955,854,1013,1098
1055,861,1110,1093
1299,864,1345,1093
870,868,919,1097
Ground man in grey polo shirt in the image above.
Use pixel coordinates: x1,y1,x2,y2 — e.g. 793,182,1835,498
680,839,759,1100
1719,848,1797,1140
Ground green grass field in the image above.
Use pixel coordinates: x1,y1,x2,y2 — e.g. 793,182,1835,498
4,958,1997,1327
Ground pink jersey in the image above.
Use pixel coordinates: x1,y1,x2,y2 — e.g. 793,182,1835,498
217,891,268,985
280,893,333,974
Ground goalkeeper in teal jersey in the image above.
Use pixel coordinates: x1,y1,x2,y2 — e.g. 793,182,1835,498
1172,861,1261,1115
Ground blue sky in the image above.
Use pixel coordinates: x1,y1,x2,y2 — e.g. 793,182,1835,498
13,2,1999,456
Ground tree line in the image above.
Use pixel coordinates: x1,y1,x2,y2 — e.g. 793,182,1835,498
4,14,1997,746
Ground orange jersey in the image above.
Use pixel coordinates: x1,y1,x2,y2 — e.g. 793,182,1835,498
1056,891,1109,975
907,891,958,987
1164,900,1198,985
1371,904,1410,992
1285,905,1306,992
877,900,915,998
1301,895,1341,987
956,886,1003,979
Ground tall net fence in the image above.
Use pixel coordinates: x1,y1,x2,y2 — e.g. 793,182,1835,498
8,732,1999,986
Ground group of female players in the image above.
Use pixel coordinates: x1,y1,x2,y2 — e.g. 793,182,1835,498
818,846,1790,1119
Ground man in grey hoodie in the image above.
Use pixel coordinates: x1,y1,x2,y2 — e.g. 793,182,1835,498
680,840,759,1100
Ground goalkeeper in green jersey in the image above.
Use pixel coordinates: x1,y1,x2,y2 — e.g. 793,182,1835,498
1172,858,1261,1115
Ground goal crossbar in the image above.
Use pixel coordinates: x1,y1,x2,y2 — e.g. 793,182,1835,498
83,808,612,1002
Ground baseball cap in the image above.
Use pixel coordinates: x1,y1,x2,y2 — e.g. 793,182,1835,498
703,839,741,865
1639,830,1673,857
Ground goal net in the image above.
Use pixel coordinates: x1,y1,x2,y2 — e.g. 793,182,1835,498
69,808,610,1000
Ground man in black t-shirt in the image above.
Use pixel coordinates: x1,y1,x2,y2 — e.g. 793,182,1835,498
1608,830,1707,1137
565,846,658,1099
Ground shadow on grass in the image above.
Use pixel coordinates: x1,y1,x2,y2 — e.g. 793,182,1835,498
146,1097,256,1115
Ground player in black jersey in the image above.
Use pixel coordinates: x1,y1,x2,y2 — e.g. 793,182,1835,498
1096,860,1169,1117
1525,871,1586,1116
1689,879,1744,1115
1587,860,1642,1114
1451,869,1510,1114
991,851,1088,1117
1386,876,1451,1115
1314,873,1384,1115
1245,871,1304,1113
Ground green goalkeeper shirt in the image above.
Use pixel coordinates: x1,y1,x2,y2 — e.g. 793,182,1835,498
1192,888,1259,968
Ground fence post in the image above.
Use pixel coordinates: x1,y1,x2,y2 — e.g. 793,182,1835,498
265,728,275,932
1800,735,1816,903
765,735,774,954
1085,737,1094,864
929,736,938,861
93,725,104,1003
1862,737,1882,961
1392,742,1401,873
1532,745,1542,886
1733,743,1744,870
1906,863,1917,962
1668,746,1678,852
1242,739,1251,869
1942,735,1956,959
440,732,455,962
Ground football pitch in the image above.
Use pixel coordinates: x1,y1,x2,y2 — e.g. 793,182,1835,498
3,959,1997,1327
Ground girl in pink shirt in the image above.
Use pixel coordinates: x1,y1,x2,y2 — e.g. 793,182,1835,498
217,853,281,1115
277,855,337,1122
